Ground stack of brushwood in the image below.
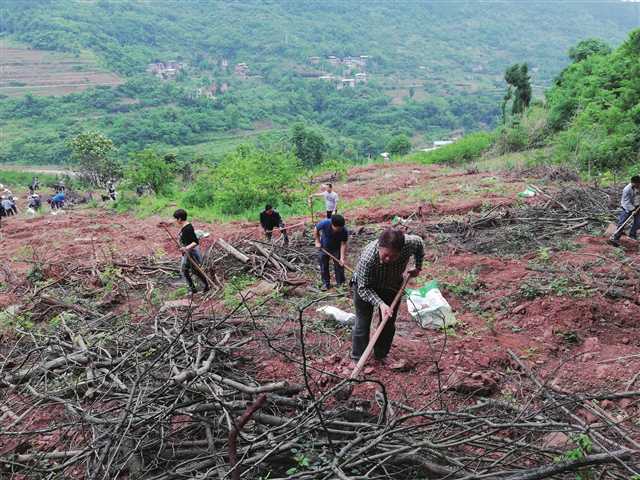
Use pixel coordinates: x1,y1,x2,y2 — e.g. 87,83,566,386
0,308,638,479
0,251,639,479
419,185,620,255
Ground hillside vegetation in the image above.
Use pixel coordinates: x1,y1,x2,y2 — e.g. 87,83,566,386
0,0,637,165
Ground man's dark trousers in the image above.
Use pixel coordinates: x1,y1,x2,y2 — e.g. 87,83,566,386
351,287,401,360
612,208,640,241
318,248,345,288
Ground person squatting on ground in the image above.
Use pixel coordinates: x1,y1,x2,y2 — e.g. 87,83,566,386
260,204,289,246
310,183,339,218
28,193,41,211
314,214,349,291
173,209,210,294
49,191,65,210
351,228,424,361
0,196,17,216
609,175,640,247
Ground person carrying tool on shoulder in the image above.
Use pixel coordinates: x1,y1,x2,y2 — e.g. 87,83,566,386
351,228,423,362
173,209,210,294
310,183,339,218
314,214,348,291
260,204,289,246
608,175,640,247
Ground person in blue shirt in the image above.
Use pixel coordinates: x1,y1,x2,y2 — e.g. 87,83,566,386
50,191,65,209
313,214,349,290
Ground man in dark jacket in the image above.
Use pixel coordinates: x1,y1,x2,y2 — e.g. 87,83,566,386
260,204,289,246
173,208,210,294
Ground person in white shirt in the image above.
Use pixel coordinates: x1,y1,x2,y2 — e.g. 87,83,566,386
310,183,339,218
609,175,640,247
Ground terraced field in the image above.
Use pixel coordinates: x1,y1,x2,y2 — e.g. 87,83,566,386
0,40,122,97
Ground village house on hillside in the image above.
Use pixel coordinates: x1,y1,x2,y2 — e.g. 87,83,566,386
147,61,184,80
234,63,249,79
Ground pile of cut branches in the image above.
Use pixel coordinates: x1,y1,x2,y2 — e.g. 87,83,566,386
419,185,619,255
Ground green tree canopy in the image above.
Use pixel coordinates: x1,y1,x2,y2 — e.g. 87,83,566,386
124,149,175,195
69,131,120,187
290,123,328,167
503,63,532,121
568,38,612,63
386,134,412,156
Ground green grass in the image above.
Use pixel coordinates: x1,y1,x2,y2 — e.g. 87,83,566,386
0,169,59,188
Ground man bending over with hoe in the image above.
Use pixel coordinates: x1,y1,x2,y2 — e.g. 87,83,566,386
608,175,640,247
314,214,349,291
351,228,423,362
260,204,289,246
173,209,210,294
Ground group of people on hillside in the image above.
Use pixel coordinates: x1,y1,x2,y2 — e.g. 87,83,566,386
173,181,424,362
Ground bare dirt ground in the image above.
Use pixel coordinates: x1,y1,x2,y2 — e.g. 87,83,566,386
1,162,640,472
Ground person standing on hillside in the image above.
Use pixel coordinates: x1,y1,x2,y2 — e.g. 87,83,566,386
173,208,210,294
310,183,339,218
351,229,423,362
608,175,640,247
314,214,349,291
260,204,289,246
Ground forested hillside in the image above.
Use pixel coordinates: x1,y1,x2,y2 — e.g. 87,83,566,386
0,0,638,165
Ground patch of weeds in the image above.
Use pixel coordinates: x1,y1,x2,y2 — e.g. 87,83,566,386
555,239,580,252
549,277,594,298
27,265,45,283
223,274,258,308
555,434,594,480
443,271,481,298
15,245,35,261
286,450,312,475
98,265,121,293
481,312,497,333
169,286,189,300
556,330,580,345
536,247,552,264
519,279,546,300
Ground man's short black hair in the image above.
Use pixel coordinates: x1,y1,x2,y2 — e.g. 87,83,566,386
378,228,405,251
327,183,332,188
265,204,273,211
632,176,640,184
173,209,187,221
331,214,345,227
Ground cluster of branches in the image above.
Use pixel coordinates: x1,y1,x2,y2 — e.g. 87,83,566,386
419,184,619,255
1,226,639,479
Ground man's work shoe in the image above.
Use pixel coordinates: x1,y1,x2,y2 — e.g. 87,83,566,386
320,284,330,291
607,238,621,247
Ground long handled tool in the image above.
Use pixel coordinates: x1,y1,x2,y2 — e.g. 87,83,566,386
320,248,353,273
160,224,215,289
349,274,411,380
610,206,640,239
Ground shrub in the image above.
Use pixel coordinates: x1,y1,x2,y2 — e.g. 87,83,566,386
184,144,302,215
415,132,494,165
124,149,176,195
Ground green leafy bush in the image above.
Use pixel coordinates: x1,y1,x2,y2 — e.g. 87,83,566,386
184,144,302,215
124,149,175,195
414,132,495,165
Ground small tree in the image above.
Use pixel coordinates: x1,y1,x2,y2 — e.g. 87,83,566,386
291,123,327,167
125,149,175,195
502,63,532,122
69,131,120,187
386,134,412,156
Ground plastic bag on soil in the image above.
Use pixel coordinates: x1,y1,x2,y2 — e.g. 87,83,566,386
316,305,355,327
517,187,537,198
406,280,457,329
195,230,210,239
